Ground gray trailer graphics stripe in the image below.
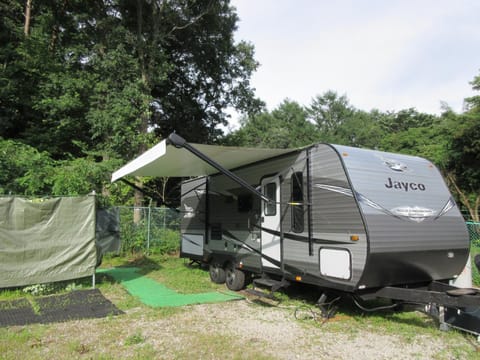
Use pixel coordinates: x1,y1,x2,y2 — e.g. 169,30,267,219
220,229,352,290
314,184,455,223
256,225,347,245
221,229,282,268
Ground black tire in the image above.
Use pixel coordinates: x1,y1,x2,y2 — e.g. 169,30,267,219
209,263,226,284
225,264,246,291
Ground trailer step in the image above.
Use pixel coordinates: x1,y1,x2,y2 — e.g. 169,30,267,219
253,277,290,292
244,288,278,300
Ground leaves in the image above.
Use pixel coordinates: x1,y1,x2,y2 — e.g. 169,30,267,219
225,100,317,148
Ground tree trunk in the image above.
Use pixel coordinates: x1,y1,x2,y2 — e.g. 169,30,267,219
133,176,144,224
132,0,147,224
24,0,32,36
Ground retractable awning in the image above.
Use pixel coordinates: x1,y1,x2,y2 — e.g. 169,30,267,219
111,137,295,182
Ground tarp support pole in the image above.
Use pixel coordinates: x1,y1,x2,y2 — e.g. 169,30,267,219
168,133,270,202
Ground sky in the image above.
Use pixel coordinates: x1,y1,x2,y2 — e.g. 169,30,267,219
229,0,480,126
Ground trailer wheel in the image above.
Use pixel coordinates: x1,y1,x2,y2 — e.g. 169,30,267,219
209,263,226,284
225,264,245,291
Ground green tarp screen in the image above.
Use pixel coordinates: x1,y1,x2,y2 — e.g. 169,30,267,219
96,207,120,254
0,196,97,288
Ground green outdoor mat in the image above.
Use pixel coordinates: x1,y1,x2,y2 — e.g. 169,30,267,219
97,267,243,307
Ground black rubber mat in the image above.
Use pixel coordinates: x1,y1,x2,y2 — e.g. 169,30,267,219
0,289,123,327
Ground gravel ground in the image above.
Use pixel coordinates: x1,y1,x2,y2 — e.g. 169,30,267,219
139,300,455,360
4,294,479,359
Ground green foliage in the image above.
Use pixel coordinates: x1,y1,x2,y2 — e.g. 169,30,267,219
469,221,480,286
149,229,181,256
465,72,480,110
21,277,90,297
306,90,355,141
1,0,261,162
0,138,54,195
444,72,480,220
0,138,130,202
328,109,386,148
1,0,263,207
118,208,180,256
50,156,120,197
379,122,450,165
225,100,317,148
448,113,480,192
119,219,148,255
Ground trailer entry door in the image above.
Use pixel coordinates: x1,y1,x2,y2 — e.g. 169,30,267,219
261,177,281,269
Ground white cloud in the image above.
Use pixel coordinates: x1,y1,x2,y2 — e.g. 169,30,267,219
230,0,480,116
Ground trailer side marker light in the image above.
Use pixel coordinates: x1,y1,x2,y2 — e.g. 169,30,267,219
342,152,349,157
350,235,359,241
295,276,302,282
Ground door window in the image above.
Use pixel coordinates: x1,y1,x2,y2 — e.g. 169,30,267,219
264,182,277,216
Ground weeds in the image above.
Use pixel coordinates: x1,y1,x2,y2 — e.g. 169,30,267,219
124,332,145,346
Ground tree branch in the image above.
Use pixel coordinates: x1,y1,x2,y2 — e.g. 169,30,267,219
167,11,209,36
447,173,477,220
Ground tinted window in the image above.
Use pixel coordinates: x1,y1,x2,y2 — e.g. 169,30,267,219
291,172,304,233
238,194,253,213
264,182,276,216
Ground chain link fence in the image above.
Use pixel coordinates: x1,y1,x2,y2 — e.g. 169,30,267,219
467,221,480,286
114,207,181,256
467,221,480,247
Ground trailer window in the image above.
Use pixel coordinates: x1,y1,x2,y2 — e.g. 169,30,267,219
291,172,304,233
238,194,253,213
264,182,276,216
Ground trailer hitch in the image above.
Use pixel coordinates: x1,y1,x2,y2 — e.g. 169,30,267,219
358,282,480,337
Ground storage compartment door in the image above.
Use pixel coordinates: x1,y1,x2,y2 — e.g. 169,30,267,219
319,248,351,280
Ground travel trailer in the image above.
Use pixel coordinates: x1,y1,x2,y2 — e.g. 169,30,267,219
112,133,480,336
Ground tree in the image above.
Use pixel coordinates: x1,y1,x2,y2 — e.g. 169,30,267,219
446,113,480,221
147,0,263,143
329,109,385,148
465,71,480,111
379,108,436,134
0,138,53,195
225,100,317,148
306,90,354,142
0,0,261,206
1,0,261,152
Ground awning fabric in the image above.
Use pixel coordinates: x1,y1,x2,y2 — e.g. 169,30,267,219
111,139,295,182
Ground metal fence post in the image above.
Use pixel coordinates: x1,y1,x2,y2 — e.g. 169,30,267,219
147,206,151,253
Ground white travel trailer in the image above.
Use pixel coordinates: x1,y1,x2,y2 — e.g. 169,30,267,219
112,133,480,336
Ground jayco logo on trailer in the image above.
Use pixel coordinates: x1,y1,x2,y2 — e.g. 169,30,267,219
384,177,426,192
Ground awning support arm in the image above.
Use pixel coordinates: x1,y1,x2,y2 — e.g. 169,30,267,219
168,133,270,202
